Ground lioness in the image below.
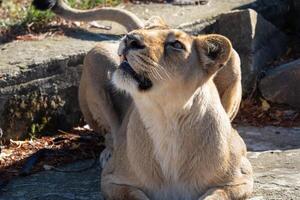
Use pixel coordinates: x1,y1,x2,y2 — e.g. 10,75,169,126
33,1,251,198
95,19,253,199
33,0,242,130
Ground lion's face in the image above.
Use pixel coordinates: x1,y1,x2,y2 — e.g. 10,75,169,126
112,17,232,97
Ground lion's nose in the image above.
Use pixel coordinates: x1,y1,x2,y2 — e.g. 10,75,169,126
125,34,145,49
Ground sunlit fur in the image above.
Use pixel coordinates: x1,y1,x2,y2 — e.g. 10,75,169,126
101,18,253,200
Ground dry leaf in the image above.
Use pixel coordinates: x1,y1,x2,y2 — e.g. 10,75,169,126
72,21,81,27
0,149,13,159
260,98,270,111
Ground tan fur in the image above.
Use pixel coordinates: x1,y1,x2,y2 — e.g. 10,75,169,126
85,19,253,200
44,0,143,31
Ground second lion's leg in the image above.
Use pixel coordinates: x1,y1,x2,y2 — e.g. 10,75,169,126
220,79,242,121
214,49,242,121
79,42,132,166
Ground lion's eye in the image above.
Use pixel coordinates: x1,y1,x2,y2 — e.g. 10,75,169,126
167,41,185,50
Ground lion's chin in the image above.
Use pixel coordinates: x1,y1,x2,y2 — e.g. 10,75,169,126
112,67,138,93
112,61,152,92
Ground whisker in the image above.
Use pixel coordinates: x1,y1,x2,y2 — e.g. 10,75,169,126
138,54,171,80
136,55,165,80
141,54,172,79
130,56,161,80
139,61,162,80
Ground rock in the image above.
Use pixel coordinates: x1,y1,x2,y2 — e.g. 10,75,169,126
291,0,300,32
259,59,300,108
0,32,117,141
1,126,299,199
181,9,288,95
235,0,291,28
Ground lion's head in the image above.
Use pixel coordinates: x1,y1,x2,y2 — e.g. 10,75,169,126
112,17,232,98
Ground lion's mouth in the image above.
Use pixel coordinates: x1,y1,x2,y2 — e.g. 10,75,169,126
119,56,152,91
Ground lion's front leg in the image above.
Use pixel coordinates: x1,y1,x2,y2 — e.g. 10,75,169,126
199,156,253,200
198,180,253,200
101,179,149,200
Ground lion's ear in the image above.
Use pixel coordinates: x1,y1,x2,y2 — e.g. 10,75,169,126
143,16,168,29
195,34,232,75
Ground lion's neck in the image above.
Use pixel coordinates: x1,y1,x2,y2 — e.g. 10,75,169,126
133,80,231,182
134,80,225,131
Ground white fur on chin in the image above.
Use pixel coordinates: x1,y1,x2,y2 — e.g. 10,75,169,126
112,69,138,94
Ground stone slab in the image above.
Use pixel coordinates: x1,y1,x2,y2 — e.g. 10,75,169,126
238,126,300,200
0,32,119,141
1,126,299,200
